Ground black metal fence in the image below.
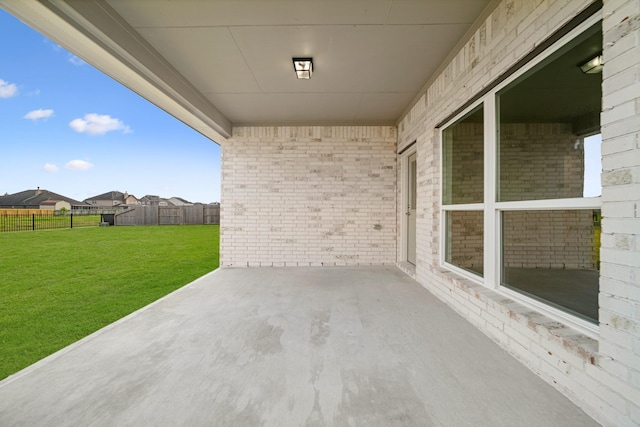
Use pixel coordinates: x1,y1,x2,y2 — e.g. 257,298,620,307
0,211,103,232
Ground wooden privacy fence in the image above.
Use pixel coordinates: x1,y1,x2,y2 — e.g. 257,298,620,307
114,205,220,226
0,208,52,215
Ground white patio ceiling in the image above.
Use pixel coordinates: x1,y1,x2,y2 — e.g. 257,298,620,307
1,0,495,142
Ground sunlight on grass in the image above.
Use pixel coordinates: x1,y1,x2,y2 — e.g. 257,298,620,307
0,225,219,380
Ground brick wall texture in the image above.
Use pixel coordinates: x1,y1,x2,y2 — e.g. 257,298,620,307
503,210,597,270
394,0,640,426
499,123,585,201
444,122,483,204
599,0,640,425
448,210,483,272
221,126,397,267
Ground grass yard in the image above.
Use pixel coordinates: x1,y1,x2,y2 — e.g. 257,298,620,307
0,225,219,380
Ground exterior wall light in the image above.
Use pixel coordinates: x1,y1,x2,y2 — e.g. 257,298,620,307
292,58,313,79
579,55,603,74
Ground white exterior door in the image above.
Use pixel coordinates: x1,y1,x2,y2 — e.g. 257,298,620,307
407,153,417,264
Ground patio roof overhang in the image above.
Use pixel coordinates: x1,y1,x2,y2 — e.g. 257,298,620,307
0,0,498,144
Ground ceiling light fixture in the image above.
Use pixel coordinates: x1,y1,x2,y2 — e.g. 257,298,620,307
292,57,313,79
579,54,603,74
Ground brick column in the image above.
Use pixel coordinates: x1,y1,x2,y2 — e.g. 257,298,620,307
599,0,640,424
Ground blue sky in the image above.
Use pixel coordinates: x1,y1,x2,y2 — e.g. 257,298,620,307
0,10,221,204
583,134,601,198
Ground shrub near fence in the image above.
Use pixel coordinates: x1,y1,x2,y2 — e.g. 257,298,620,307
0,211,102,232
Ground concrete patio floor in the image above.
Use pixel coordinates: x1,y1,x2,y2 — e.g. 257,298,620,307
0,266,598,426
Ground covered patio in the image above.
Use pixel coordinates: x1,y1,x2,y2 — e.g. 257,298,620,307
0,267,597,426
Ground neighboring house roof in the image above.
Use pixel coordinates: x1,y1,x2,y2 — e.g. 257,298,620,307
84,191,138,204
39,200,61,206
0,189,87,208
84,191,127,203
140,195,197,206
168,197,193,206
139,195,160,206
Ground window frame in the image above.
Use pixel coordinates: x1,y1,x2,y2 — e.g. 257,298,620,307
439,97,485,283
439,12,602,337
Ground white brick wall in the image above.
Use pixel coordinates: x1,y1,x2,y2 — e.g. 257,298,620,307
221,126,397,267
396,0,640,425
600,0,640,425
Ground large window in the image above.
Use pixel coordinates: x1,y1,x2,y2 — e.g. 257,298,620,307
441,17,602,329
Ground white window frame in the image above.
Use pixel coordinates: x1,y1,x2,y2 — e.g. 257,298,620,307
440,12,602,338
439,98,485,284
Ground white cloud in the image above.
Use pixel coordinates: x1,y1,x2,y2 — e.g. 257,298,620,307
24,109,54,121
65,160,94,171
43,163,59,173
68,54,85,66
0,79,18,98
69,113,131,136
45,39,62,52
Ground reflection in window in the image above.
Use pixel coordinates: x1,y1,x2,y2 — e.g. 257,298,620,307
443,106,483,205
410,155,417,210
583,134,602,197
446,210,483,276
502,210,601,323
497,22,602,202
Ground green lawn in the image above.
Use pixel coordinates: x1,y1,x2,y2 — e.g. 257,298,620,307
0,225,219,380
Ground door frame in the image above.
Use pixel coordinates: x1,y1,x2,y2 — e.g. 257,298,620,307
400,145,417,264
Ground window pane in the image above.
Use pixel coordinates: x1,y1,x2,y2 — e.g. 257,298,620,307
442,106,483,204
410,155,417,209
583,134,602,197
502,210,601,323
497,22,602,202
446,210,483,276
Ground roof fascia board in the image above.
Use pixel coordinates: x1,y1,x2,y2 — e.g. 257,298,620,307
0,0,230,143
